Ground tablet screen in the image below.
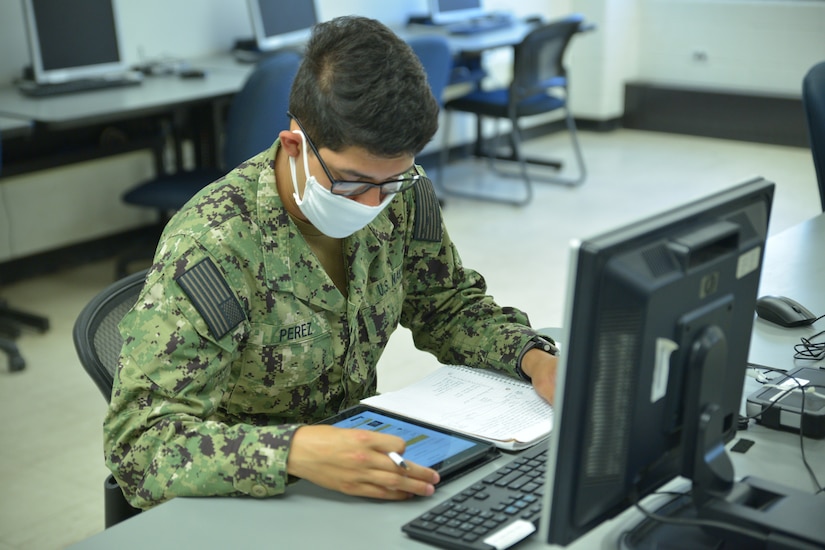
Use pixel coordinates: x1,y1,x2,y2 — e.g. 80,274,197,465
323,405,497,480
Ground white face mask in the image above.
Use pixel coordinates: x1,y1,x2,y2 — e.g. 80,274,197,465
288,130,392,238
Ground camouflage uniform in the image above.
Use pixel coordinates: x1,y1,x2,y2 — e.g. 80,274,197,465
104,140,540,509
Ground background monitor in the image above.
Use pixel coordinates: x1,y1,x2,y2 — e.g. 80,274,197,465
246,0,317,52
541,177,825,548
427,0,487,25
22,0,128,84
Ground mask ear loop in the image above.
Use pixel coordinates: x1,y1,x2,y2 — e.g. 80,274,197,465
289,130,312,204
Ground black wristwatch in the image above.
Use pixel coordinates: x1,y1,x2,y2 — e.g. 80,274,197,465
516,336,558,382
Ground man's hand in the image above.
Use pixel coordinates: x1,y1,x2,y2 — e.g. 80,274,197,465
521,348,558,404
287,425,440,499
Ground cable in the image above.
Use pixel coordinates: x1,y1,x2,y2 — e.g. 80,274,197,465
793,324,825,361
629,488,769,544
745,363,824,494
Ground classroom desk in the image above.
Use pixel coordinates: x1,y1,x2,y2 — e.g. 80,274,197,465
0,66,249,130
748,213,825,371
0,63,251,174
0,17,530,177
0,115,32,139
68,214,825,549
399,20,537,55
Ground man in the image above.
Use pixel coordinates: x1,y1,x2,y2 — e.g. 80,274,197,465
104,15,557,509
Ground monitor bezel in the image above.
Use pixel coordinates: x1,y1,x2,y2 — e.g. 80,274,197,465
22,0,130,84
246,0,317,53
540,177,775,546
427,0,487,25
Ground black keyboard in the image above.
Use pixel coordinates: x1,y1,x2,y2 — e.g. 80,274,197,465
17,76,142,97
402,444,547,550
446,14,515,35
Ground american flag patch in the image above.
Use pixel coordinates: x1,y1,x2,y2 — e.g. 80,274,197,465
175,258,245,340
413,177,443,242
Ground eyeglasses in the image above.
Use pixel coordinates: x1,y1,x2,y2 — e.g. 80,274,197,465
287,112,428,197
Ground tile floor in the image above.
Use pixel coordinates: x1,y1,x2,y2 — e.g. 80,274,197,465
0,129,818,549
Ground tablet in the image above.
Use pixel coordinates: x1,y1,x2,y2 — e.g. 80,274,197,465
320,404,498,483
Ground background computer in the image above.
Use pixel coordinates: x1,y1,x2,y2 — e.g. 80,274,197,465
425,0,515,34
21,0,133,87
246,0,318,53
542,177,825,548
428,0,488,25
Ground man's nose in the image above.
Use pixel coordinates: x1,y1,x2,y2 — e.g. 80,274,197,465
353,186,383,207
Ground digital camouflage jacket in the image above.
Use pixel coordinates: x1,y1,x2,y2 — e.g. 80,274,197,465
104,140,539,509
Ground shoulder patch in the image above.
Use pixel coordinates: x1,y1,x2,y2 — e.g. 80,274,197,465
413,177,443,242
175,258,246,340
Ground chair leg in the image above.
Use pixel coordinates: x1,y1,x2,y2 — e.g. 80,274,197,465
515,107,586,187
0,337,26,372
104,473,142,528
483,109,586,188
441,114,532,206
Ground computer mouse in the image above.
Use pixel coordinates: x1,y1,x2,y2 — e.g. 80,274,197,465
179,68,206,79
755,295,818,328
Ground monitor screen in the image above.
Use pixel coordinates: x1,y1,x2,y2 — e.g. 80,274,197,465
540,177,803,547
428,0,487,25
22,0,128,84
246,0,318,52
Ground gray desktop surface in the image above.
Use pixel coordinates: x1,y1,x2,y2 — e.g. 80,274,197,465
0,62,251,130
68,214,825,549
748,213,825,371
400,19,536,54
66,424,823,550
0,115,32,138
0,20,535,131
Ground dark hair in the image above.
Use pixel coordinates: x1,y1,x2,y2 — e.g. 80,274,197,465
289,16,439,157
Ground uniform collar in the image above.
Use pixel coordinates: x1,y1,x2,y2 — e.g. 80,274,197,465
258,140,394,313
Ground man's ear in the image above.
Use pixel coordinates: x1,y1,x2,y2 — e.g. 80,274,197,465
279,129,303,157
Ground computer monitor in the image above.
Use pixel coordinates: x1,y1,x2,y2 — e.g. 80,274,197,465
246,0,318,52
542,177,825,548
22,0,129,84
427,0,487,25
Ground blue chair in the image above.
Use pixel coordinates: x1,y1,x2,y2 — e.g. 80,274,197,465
442,15,592,205
116,51,302,277
407,34,453,194
802,60,825,212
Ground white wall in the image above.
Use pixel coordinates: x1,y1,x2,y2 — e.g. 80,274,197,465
636,0,825,96
0,0,822,261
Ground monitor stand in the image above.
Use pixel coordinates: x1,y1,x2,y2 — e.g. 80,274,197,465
622,325,825,550
620,479,825,550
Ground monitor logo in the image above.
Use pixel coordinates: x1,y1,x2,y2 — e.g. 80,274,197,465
699,271,720,298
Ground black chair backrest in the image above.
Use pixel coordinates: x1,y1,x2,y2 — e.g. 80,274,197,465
802,60,825,212
73,269,148,402
510,15,585,104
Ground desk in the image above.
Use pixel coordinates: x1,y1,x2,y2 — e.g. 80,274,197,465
0,62,252,175
0,66,249,130
400,20,536,55
68,214,825,549
0,115,32,139
748,213,825,370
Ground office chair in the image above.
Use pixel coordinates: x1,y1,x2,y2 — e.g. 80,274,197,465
407,34,453,194
0,130,50,372
116,50,302,278
441,14,591,205
802,60,825,212
73,268,148,527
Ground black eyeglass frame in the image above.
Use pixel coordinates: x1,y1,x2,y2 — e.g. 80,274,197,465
287,112,428,197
